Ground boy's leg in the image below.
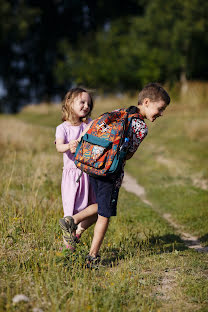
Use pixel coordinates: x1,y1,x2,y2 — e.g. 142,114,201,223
89,215,110,257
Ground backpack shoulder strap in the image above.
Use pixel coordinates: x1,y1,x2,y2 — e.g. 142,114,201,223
126,106,139,114
126,105,144,121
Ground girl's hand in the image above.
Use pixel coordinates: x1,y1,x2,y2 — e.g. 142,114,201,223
68,140,79,153
56,138,78,153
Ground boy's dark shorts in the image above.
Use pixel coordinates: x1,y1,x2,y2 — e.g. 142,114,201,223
89,175,120,218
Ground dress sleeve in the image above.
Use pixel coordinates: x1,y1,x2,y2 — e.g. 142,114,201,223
55,124,66,142
128,118,148,154
82,118,93,129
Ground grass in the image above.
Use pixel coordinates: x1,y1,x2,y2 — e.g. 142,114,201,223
126,110,208,240
0,82,208,311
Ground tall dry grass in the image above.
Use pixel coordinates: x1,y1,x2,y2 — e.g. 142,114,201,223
1,81,208,311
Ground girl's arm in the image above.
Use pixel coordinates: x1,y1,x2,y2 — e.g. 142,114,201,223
56,120,93,153
55,138,78,153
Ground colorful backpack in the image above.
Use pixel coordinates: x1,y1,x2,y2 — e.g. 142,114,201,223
74,106,143,178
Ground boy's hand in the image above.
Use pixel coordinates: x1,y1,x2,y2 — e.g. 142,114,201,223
69,140,79,153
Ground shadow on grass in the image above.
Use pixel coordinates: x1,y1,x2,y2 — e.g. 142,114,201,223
147,233,188,253
54,233,187,269
199,233,208,246
101,233,188,267
101,248,125,267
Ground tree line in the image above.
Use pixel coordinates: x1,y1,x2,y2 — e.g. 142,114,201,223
0,0,208,112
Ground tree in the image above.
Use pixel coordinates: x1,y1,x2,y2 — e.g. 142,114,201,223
1,0,208,112
0,0,39,112
128,0,208,82
0,0,144,112
56,0,208,92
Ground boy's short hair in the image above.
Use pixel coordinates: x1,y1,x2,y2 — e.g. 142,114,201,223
138,83,170,105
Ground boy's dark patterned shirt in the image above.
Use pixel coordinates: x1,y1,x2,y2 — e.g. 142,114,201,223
115,118,148,188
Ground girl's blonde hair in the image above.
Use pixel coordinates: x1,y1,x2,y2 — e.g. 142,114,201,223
61,87,94,123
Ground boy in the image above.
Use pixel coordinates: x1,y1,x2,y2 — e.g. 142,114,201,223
59,82,170,266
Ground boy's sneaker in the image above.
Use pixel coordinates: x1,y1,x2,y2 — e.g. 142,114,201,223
85,254,101,269
59,216,78,251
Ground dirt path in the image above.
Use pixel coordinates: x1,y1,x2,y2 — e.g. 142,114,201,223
122,172,208,253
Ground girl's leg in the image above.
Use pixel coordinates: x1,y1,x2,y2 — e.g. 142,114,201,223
73,203,98,225
89,215,110,257
76,214,98,236
60,203,98,247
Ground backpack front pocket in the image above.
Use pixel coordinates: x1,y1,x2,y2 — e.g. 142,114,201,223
75,134,112,168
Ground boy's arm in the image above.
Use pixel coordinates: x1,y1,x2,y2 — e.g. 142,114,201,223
126,118,148,160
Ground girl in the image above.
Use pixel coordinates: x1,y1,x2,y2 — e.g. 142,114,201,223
55,87,97,250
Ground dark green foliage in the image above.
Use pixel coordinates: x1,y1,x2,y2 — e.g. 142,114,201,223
1,0,208,112
57,0,208,91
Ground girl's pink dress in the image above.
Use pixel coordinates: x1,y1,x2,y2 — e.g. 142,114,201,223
56,121,95,217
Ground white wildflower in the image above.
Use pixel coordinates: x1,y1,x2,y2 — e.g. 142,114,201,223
33,308,44,312
12,294,30,304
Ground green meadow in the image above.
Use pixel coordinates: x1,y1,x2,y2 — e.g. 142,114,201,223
0,82,208,311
